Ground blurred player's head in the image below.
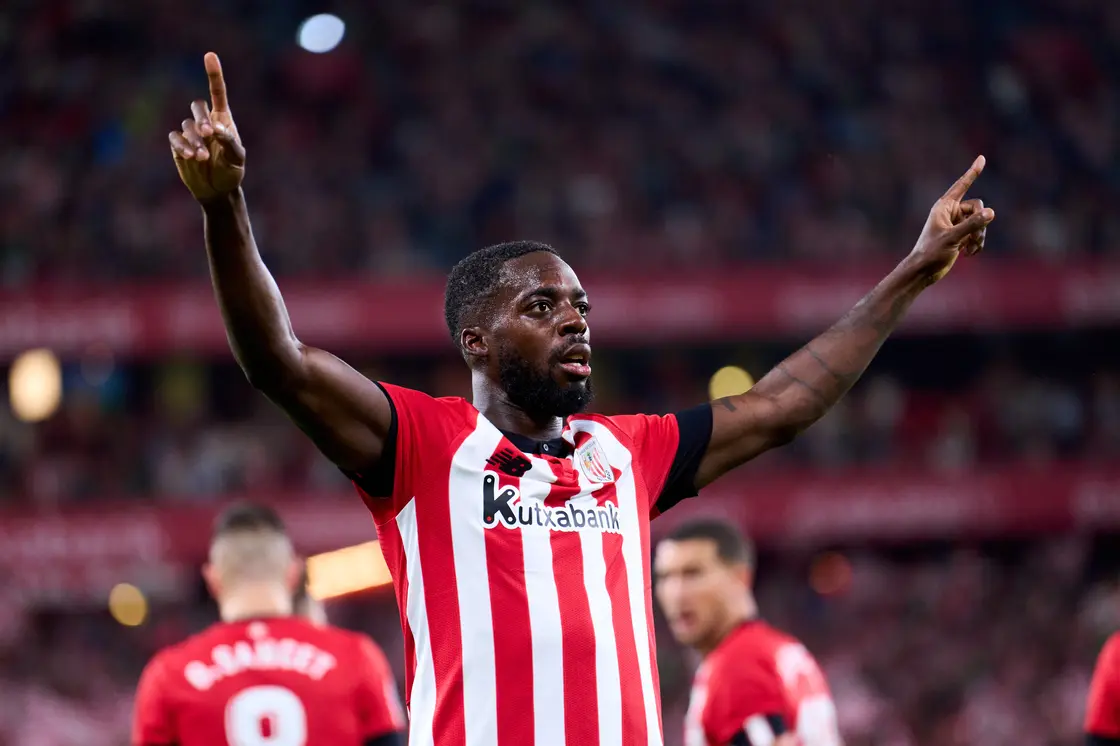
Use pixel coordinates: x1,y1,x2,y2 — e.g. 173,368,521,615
203,501,302,621
445,241,593,419
293,568,328,626
654,518,757,655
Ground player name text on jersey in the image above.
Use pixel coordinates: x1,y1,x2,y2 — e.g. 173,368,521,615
182,633,337,691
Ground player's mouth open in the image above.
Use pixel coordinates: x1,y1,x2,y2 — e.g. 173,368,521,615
558,344,592,377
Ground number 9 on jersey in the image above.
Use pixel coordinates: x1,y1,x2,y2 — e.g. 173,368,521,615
225,685,308,746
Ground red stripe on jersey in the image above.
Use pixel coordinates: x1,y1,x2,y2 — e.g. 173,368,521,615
419,424,476,746
486,451,536,746
600,482,647,746
547,460,600,746
376,518,416,711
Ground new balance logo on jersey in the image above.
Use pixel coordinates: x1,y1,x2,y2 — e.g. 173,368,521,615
481,473,621,533
487,449,533,478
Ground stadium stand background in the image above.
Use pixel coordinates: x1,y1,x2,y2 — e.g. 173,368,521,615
2,0,1120,744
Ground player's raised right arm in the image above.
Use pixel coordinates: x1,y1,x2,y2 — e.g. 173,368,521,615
168,53,392,472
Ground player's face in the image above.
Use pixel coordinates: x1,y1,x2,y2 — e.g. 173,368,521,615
654,539,747,649
489,252,593,418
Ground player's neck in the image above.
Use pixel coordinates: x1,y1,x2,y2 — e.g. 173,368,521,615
218,583,294,623
700,597,760,657
472,379,565,440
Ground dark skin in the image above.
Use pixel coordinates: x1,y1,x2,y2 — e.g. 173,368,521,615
170,53,996,485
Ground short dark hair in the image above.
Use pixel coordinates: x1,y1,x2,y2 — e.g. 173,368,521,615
212,501,287,540
444,240,560,347
663,518,755,568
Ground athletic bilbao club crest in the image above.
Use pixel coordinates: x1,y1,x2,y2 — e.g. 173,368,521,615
577,438,614,484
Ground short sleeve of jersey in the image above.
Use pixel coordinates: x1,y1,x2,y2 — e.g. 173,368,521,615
702,665,789,746
353,635,407,739
344,383,471,522
132,654,176,746
610,404,713,518
1087,634,1120,738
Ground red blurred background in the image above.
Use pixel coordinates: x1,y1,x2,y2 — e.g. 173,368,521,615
2,0,1120,744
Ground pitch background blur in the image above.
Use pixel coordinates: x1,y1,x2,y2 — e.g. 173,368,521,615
3,0,1120,744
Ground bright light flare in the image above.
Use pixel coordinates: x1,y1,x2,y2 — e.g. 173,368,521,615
297,14,346,53
9,348,62,422
709,365,755,402
306,541,391,600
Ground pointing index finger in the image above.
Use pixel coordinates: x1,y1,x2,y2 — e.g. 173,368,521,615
204,52,230,113
942,155,986,202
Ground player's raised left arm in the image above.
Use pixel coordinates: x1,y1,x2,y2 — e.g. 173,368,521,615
694,157,995,489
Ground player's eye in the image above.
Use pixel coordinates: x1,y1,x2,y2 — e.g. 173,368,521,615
531,301,551,314
576,302,591,316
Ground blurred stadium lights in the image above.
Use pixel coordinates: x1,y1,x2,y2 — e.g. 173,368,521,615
306,541,392,600
297,14,346,53
809,552,853,598
708,365,755,401
9,348,62,423
108,583,149,627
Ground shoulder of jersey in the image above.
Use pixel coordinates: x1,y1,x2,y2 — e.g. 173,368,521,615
1102,631,1120,667
713,622,791,665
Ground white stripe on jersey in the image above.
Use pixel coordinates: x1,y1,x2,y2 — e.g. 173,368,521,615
449,420,504,746
569,439,623,746
580,422,664,746
397,498,436,746
522,457,567,746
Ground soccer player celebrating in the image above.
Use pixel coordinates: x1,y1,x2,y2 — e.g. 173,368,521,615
168,53,993,746
655,520,839,746
1086,633,1120,745
131,503,406,746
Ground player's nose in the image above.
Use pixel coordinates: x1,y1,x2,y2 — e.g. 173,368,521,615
557,303,587,336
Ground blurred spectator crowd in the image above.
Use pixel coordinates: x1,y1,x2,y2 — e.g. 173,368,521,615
3,0,1120,284
0,538,1115,746
1,344,1118,505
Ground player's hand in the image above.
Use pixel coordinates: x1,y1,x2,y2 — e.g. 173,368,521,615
907,155,996,284
773,735,801,746
168,52,246,203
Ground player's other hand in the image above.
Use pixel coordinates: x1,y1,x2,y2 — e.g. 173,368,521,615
908,155,996,284
773,734,802,746
168,52,246,203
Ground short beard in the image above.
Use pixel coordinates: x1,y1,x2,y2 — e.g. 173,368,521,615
497,344,593,420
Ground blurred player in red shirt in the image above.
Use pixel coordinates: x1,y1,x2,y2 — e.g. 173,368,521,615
656,519,839,746
132,502,407,746
1086,633,1120,744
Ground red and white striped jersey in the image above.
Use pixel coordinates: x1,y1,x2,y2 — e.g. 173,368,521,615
347,383,711,746
684,621,840,746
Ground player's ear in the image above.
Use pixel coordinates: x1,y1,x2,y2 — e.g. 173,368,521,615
735,563,752,589
285,557,304,594
202,562,221,599
461,326,488,360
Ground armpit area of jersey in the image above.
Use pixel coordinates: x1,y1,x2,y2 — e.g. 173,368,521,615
1087,734,1120,746
653,402,714,514
340,382,398,498
365,732,405,746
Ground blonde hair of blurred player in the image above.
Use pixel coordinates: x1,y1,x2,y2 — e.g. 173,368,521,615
202,502,303,622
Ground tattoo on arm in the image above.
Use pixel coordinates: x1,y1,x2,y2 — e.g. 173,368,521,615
720,268,926,436
715,397,738,413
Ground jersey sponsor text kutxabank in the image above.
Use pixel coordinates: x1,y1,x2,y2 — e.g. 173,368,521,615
685,621,840,746
132,616,405,746
1087,632,1120,743
349,383,711,746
